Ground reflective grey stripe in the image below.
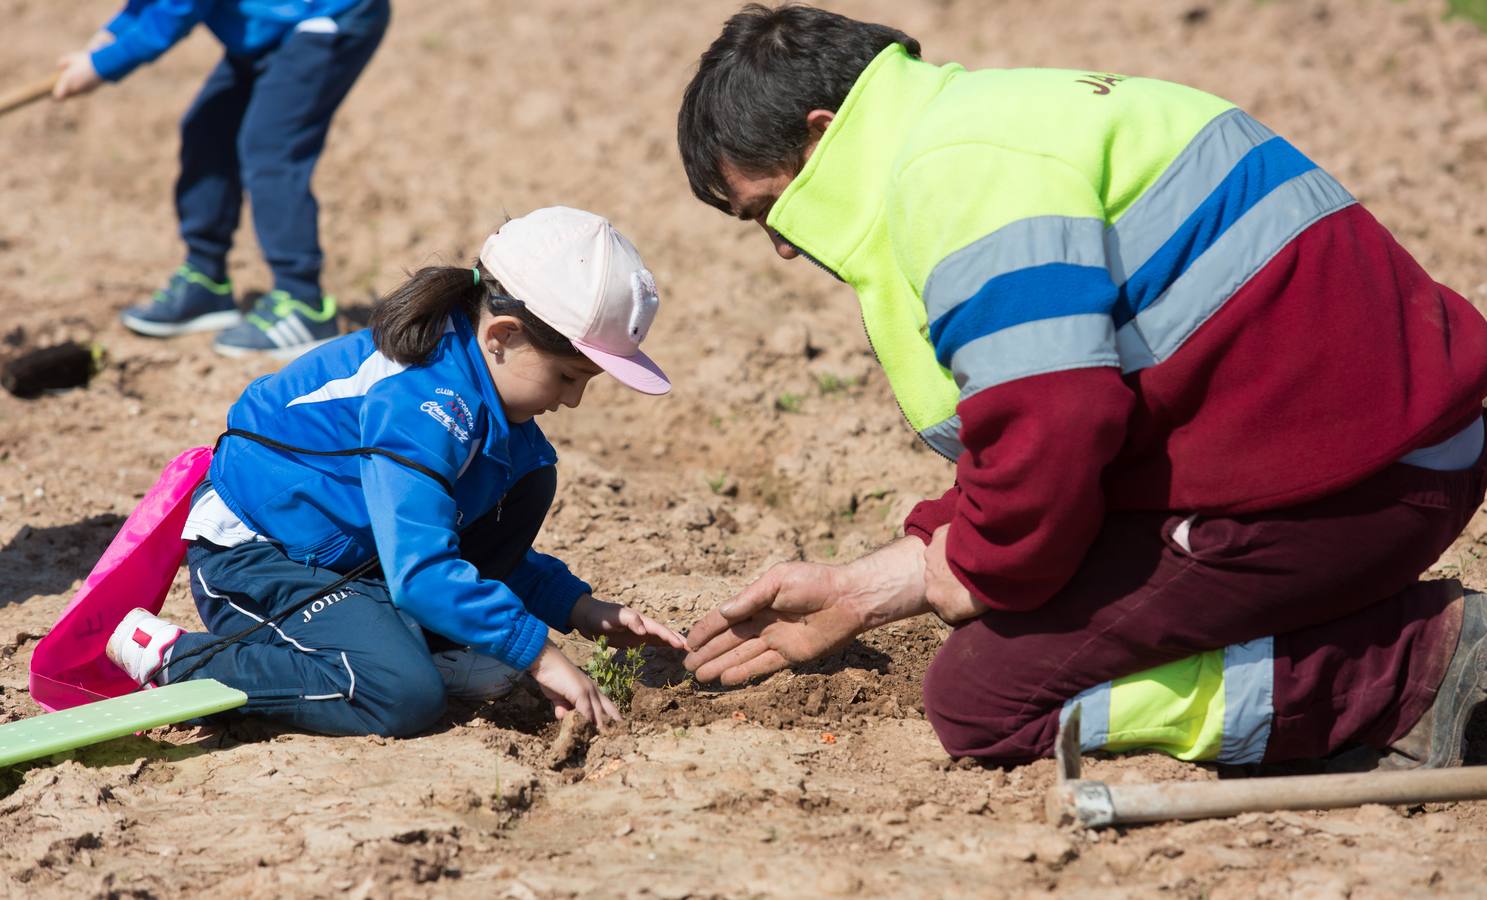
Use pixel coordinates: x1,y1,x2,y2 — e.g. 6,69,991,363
925,110,1275,323
951,314,1118,398
1114,319,1156,373
1218,636,1274,764
919,417,965,459
924,216,1108,323
1105,109,1276,281
1119,168,1354,371
918,111,1286,385
1060,682,1113,753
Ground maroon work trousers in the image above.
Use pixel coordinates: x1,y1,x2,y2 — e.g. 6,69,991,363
922,436,1487,764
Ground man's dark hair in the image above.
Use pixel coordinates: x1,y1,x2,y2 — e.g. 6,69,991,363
677,3,921,214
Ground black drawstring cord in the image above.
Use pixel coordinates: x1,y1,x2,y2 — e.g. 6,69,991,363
148,557,382,686
213,428,454,493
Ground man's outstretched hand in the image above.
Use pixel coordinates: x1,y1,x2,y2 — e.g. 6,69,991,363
684,538,933,685
683,561,862,685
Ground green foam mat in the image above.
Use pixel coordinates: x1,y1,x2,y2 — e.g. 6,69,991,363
1,680,247,768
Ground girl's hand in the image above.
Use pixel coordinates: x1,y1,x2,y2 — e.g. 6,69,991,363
529,641,620,730
54,51,103,100
569,594,687,651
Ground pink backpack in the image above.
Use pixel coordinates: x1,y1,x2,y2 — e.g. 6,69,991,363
28,448,212,711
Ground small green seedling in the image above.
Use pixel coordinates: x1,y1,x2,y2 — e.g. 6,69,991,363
585,636,645,709
775,392,804,413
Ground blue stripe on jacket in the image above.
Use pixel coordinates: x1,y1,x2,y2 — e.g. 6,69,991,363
1113,137,1316,327
929,264,1119,367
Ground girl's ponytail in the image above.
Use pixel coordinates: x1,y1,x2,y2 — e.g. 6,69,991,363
370,264,487,365
370,261,581,365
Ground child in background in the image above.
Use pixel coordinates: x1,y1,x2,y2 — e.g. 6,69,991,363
105,207,681,734
53,0,390,359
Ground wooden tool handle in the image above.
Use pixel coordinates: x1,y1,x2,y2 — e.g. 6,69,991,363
1109,766,1487,823
1050,766,1487,828
0,73,61,117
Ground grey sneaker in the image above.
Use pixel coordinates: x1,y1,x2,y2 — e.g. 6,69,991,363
212,290,339,360
120,265,240,337
431,648,523,701
1380,582,1484,769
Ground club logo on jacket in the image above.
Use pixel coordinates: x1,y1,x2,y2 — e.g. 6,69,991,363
422,392,470,443
435,387,473,429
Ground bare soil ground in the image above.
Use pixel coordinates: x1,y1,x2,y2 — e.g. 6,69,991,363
4,0,1487,896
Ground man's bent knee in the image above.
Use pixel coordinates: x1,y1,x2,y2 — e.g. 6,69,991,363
922,628,1052,763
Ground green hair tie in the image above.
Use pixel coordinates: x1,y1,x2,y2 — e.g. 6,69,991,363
472,267,481,285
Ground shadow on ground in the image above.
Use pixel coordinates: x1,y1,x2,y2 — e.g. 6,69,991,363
0,515,123,610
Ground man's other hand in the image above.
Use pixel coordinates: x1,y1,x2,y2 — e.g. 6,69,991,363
925,525,982,623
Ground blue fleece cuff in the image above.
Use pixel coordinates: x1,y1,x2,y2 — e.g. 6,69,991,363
535,573,590,634
90,42,139,82
495,611,549,672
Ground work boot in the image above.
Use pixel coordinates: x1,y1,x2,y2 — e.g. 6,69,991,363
1379,583,1485,769
119,264,240,337
106,608,185,688
212,289,339,360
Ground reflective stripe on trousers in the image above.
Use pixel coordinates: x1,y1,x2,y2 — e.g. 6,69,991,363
1058,636,1275,764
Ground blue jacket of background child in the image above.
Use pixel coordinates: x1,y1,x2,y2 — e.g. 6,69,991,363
208,311,590,671
92,0,367,82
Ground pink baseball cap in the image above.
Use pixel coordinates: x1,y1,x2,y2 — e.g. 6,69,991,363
479,207,670,395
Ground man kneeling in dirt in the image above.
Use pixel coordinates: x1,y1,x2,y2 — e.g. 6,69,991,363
677,4,1487,769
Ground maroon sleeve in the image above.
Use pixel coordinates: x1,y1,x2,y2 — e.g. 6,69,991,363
904,482,960,543
942,367,1135,612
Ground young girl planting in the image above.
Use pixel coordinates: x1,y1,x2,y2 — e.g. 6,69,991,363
104,207,681,736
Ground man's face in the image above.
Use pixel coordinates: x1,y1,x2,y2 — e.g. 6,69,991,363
718,111,835,261
720,158,801,260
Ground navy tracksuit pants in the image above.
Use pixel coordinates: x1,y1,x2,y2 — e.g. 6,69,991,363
178,0,389,301
167,466,557,737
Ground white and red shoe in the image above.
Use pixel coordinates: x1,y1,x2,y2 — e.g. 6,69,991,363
105,608,184,687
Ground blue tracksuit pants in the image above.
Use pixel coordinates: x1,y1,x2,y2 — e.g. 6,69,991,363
177,0,389,300
166,466,558,737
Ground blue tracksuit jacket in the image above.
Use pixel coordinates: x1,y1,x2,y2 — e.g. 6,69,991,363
92,0,365,81
208,312,589,671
